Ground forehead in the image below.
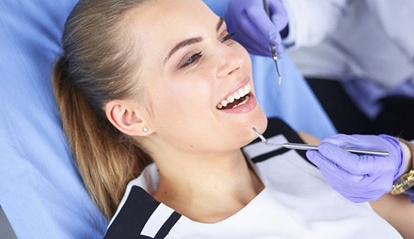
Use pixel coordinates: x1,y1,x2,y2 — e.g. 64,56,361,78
123,0,219,55
130,0,215,28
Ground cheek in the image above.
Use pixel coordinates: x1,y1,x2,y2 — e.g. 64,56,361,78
150,80,213,119
150,83,216,138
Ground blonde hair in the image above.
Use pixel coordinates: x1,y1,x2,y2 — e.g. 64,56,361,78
52,0,152,219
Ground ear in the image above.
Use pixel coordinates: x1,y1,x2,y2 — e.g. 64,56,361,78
105,100,151,136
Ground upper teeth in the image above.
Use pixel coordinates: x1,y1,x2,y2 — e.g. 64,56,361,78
217,84,252,109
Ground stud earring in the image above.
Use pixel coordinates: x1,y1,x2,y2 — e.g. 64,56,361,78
142,126,149,132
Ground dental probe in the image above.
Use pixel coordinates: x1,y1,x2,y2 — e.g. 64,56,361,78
252,127,389,156
263,0,282,85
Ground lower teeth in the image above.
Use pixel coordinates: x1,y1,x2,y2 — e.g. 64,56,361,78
232,95,249,109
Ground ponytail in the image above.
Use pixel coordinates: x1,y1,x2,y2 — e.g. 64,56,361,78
53,57,152,219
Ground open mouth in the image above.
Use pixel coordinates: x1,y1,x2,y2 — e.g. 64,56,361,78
216,84,252,110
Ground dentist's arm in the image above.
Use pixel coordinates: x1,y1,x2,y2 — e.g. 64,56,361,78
283,0,351,48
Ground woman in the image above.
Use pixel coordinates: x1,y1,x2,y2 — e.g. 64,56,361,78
53,0,411,238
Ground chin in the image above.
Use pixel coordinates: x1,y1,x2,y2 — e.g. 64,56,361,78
248,107,268,136
256,115,268,134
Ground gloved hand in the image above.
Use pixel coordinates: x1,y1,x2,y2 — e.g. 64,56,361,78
224,0,289,57
306,134,406,203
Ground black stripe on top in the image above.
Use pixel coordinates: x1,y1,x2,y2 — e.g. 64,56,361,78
105,186,182,239
247,118,315,167
105,186,168,239
154,212,181,239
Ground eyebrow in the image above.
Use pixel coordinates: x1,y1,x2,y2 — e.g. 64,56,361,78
164,17,225,65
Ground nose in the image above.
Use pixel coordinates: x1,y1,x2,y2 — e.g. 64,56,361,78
215,45,244,79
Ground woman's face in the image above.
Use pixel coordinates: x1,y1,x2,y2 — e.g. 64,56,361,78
127,0,267,153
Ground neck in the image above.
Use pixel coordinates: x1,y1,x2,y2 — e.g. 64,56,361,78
153,150,264,223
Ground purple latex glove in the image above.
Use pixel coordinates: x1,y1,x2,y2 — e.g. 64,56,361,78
306,134,406,203
224,0,288,57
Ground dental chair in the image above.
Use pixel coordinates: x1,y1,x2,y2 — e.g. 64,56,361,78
0,0,336,238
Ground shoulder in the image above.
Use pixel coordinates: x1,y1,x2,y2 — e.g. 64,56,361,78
104,186,181,239
104,186,158,238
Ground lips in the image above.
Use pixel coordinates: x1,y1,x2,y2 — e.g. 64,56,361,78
216,84,252,110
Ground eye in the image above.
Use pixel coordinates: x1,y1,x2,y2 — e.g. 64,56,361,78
181,51,203,68
219,32,235,43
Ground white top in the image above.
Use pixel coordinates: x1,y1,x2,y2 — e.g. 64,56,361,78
106,120,401,238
